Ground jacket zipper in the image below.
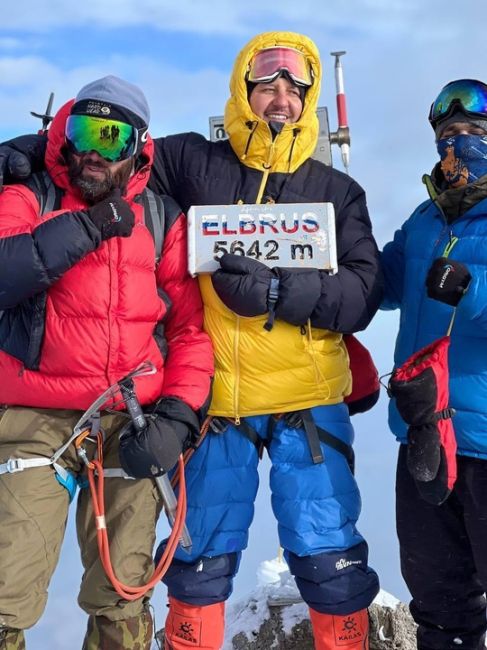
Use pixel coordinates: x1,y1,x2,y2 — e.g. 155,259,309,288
442,232,459,257
232,131,277,420
255,139,276,204
233,316,241,424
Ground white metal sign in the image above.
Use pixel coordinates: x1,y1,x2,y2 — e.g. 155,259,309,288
187,203,337,275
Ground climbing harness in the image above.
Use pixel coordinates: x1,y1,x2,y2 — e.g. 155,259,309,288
0,361,193,601
205,411,354,471
73,361,192,600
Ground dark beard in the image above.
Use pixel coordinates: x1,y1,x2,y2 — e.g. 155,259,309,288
67,152,133,204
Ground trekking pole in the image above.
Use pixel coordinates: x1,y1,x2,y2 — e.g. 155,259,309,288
330,51,351,174
119,379,193,553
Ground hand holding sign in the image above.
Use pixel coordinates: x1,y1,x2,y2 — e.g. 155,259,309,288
212,254,275,317
212,253,322,329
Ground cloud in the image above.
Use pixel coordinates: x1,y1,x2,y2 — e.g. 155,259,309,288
0,37,24,49
1,1,486,239
0,54,228,140
0,0,446,36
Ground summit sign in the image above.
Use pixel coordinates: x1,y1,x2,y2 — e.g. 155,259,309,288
187,203,337,275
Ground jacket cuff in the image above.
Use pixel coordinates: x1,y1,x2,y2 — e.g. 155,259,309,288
154,396,201,437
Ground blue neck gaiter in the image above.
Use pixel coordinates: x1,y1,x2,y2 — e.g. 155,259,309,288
437,134,487,187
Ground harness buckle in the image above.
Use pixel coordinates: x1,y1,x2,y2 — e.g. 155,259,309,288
6,458,25,473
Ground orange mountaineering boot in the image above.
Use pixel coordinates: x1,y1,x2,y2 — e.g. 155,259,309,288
309,607,369,650
164,597,225,649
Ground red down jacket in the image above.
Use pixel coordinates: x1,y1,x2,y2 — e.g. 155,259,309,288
0,101,213,411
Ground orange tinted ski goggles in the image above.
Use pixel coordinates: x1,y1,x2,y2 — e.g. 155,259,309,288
247,46,313,87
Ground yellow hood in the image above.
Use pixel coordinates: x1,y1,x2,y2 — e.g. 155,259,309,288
224,31,321,174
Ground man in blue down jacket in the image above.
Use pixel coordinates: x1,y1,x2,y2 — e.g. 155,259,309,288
382,79,487,650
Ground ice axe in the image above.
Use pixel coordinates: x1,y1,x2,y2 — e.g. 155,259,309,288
119,376,193,553
31,92,55,134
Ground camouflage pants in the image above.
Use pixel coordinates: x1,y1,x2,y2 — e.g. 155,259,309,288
82,609,153,650
0,407,162,648
0,629,25,650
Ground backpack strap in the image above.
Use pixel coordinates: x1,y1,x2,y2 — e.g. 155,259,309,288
141,187,165,264
25,170,64,216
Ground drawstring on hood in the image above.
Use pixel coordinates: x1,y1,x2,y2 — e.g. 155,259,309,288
241,121,259,160
287,128,301,171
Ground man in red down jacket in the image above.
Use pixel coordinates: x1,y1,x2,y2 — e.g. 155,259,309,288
0,76,213,649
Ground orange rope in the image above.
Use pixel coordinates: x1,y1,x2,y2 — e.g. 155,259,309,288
87,451,187,601
81,415,213,601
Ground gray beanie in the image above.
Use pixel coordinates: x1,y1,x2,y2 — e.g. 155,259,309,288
71,75,150,130
435,109,487,139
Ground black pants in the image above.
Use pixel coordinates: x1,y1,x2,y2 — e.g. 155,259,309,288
396,444,487,650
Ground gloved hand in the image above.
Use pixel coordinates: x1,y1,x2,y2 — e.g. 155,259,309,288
119,415,189,478
211,254,276,317
118,397,201,479
388,336,457,505
87,188,135,240
426,257,471,306
274,267,321,325
0,134,47,190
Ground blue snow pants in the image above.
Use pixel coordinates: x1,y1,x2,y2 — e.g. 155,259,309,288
159,403,379,615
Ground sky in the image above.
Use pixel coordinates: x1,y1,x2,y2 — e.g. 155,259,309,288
2,0,487,646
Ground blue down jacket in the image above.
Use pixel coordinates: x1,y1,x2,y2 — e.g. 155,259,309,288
382,195,487,458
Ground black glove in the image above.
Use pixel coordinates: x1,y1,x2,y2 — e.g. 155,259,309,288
87,189,135,240
211,254,276,317
426,257,471,306
119,415,189,478
118,397,200,479
0,134,47,190
274,267,321,325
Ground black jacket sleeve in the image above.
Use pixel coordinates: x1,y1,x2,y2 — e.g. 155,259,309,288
0,134,47,186
150,135,185,205
309,181,383,333
268,181,382,333
0,186,102,310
